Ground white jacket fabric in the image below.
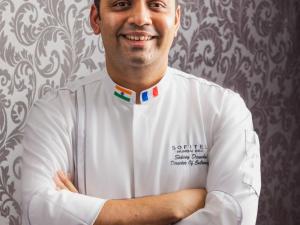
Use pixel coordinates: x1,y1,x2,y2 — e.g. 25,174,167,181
22,67,261,225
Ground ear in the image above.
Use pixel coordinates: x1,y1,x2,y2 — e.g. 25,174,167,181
174,5,181,37
90,4,101,35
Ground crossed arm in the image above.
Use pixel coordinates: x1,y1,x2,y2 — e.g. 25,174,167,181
54,171,207,225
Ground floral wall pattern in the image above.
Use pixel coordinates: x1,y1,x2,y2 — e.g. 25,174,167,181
0,0,299,225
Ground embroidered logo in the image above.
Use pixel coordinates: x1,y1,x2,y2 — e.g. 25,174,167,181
169,144,208,167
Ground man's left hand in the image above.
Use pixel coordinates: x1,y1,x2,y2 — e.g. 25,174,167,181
54,171,78,193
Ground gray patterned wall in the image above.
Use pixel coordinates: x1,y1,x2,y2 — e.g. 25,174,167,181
0,0,299,225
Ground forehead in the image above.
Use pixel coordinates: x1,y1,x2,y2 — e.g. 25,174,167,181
97,0,178,13
100,0,177,5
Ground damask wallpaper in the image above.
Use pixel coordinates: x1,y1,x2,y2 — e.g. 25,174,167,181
0,0,299,225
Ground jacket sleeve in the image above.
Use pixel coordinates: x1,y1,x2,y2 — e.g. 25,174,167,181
176,92,261,225
21,91,107,225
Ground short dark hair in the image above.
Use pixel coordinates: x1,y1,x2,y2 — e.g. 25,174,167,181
94,0,99,9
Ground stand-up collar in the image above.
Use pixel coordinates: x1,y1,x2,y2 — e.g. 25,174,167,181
103,67,170,105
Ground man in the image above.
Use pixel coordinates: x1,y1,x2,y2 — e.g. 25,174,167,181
22,0,261,225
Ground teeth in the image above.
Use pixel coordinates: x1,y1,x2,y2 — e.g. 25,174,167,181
125,35,152,41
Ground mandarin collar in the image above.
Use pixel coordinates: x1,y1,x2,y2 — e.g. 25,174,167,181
103,67,170,105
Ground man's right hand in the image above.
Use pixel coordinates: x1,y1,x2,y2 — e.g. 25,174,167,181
173,189,207,220
95,188,207,225
54,171,207,225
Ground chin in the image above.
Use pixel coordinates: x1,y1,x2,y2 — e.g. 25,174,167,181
128,56,153,67
130,57,147,65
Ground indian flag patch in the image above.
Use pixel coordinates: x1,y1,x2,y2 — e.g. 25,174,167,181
114,85,132,102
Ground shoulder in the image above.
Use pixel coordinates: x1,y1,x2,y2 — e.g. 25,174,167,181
168,67,236,100
168,67,245,107
168,67,251,128
63,71,104,92
168,67,222,88
28,71,105,122
36,71,104,104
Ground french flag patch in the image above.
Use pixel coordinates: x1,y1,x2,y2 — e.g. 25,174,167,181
141,86,159,103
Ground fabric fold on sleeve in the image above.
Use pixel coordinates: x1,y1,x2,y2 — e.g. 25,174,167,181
25,189,107,225
176,190,243,225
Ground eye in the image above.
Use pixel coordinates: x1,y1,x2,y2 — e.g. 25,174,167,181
148,1,166,9
113,0,131,8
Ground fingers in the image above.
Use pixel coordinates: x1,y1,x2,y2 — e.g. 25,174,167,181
53,174,66,190
54,171,78,193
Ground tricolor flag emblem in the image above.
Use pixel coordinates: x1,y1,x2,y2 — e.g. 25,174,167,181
114,85,132,102
141,86,159,103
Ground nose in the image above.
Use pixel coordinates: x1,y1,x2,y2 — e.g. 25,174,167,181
127,1,152,27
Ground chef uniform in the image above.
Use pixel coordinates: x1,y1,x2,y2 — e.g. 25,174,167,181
22,67,261,225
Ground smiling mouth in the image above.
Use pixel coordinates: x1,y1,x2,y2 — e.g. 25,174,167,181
122,35,155,41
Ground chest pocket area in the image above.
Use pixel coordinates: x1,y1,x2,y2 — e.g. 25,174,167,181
167,144,209,188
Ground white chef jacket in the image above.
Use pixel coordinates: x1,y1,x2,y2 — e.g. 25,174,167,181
22,67,261,225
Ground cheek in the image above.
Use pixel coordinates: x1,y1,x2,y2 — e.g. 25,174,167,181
165,15,175,29
157,15,177,39
101,21,114,36
100,15,122,36
157,17,176,49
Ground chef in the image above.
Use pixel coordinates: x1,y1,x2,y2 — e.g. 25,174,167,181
22,0,261,225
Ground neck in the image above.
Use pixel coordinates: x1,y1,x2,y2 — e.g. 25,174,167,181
106,61,168,103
